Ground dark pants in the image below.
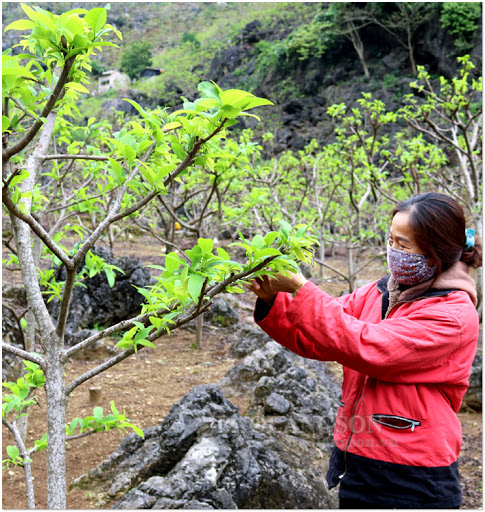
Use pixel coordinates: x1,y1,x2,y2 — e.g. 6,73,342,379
339,498,390,509
339,498,460,509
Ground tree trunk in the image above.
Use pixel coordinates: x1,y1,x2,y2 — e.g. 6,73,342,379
319,225,325,279
347,21,370,79
17,235,42,443
195,313,204,349
45,338,67,509
347,245,355,293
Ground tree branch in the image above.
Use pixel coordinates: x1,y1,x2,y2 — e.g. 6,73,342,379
64,252,280,395
3,56,75,162
2,343,45,370
2,418,36,509
2,189,72,268
42,154,112,162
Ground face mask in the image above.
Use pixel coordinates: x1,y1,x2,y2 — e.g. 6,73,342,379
387,245,436,286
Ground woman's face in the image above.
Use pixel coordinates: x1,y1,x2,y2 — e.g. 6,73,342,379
388,211,425,256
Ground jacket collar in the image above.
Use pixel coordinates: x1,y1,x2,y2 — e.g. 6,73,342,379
377,261,477,307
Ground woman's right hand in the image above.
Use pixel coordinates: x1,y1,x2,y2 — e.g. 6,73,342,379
244,275,278,306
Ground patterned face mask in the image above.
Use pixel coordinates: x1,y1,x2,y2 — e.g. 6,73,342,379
387,245,436,286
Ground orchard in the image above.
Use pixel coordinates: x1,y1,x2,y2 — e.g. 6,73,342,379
2,3,482,510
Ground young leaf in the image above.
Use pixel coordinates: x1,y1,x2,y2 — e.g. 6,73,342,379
6,445,20,461
198,238,213,254
4,19,36,31
188,273,205,302
198,81,221,100
84,7,107,34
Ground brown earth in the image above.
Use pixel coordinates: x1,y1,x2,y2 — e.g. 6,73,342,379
2,238,482,509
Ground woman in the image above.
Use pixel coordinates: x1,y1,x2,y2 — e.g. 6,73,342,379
246,193,482,509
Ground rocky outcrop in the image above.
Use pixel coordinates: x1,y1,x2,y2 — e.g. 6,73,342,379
70,384,338,509
219,327,341,447
47,246,153,345
2,285,28,381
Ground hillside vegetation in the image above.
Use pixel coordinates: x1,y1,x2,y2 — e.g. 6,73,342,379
3,2,481,145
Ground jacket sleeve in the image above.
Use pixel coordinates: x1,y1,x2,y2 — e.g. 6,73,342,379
255,281,476,384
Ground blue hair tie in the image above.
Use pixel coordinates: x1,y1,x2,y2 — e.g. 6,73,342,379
465,228,476,250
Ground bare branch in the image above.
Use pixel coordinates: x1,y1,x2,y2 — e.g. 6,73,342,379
314,258,349,282
2,343,45,370
2,189,72,267
43,154,112,162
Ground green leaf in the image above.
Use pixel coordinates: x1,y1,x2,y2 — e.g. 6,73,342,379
9,170,30,188
188,273,205,302
197,238,213,254
4,19,35,32
216,247,230,260
226,285,245,294
280,220,292,238
93,407,103,419
264,232,280,246
108,158,124,184
21,4,56,32
165,252,182,272
136,339,156,349
171,141,186,160
64,82,90,94
84,7,107,33
6,445,20,461
110,401,120,417
198,81,221,100
123,144,137,164
122,98,146,117
129,424,144,438
163,121,182,132
105,267,115,287
253,248,282,260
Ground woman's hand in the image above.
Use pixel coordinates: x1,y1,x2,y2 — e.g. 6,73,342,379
244,275,277,306
267,272,307,294
244,272,307,305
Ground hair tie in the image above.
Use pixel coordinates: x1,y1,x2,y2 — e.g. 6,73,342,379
465,228,476,250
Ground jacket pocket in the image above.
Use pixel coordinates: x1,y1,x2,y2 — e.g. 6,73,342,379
372,414,421,432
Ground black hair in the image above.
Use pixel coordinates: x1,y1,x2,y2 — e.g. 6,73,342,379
392,192,482,276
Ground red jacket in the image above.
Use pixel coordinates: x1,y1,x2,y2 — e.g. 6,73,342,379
254,264,478,507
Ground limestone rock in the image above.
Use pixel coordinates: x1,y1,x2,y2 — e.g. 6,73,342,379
46,246,152,345
70,384,337,509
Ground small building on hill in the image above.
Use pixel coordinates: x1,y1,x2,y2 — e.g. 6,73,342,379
97,70,130,93
139,68,164,79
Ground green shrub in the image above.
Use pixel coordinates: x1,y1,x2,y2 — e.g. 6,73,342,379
440,3,482,52
120,41,153,81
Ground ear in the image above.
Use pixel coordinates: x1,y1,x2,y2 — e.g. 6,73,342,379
427,258,436,267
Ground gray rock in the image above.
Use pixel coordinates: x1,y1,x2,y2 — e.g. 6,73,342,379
264,392,290,415
204,297,239,327
228,325,272,359
2,285,28,381
70,384,337,509
46,246,152,345
220,337,341,446
219,341,291,395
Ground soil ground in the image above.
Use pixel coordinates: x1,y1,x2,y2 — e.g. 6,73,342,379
2,238,482,509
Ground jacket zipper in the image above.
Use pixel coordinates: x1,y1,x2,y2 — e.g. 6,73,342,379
372,414,421,431
339,376,365,482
